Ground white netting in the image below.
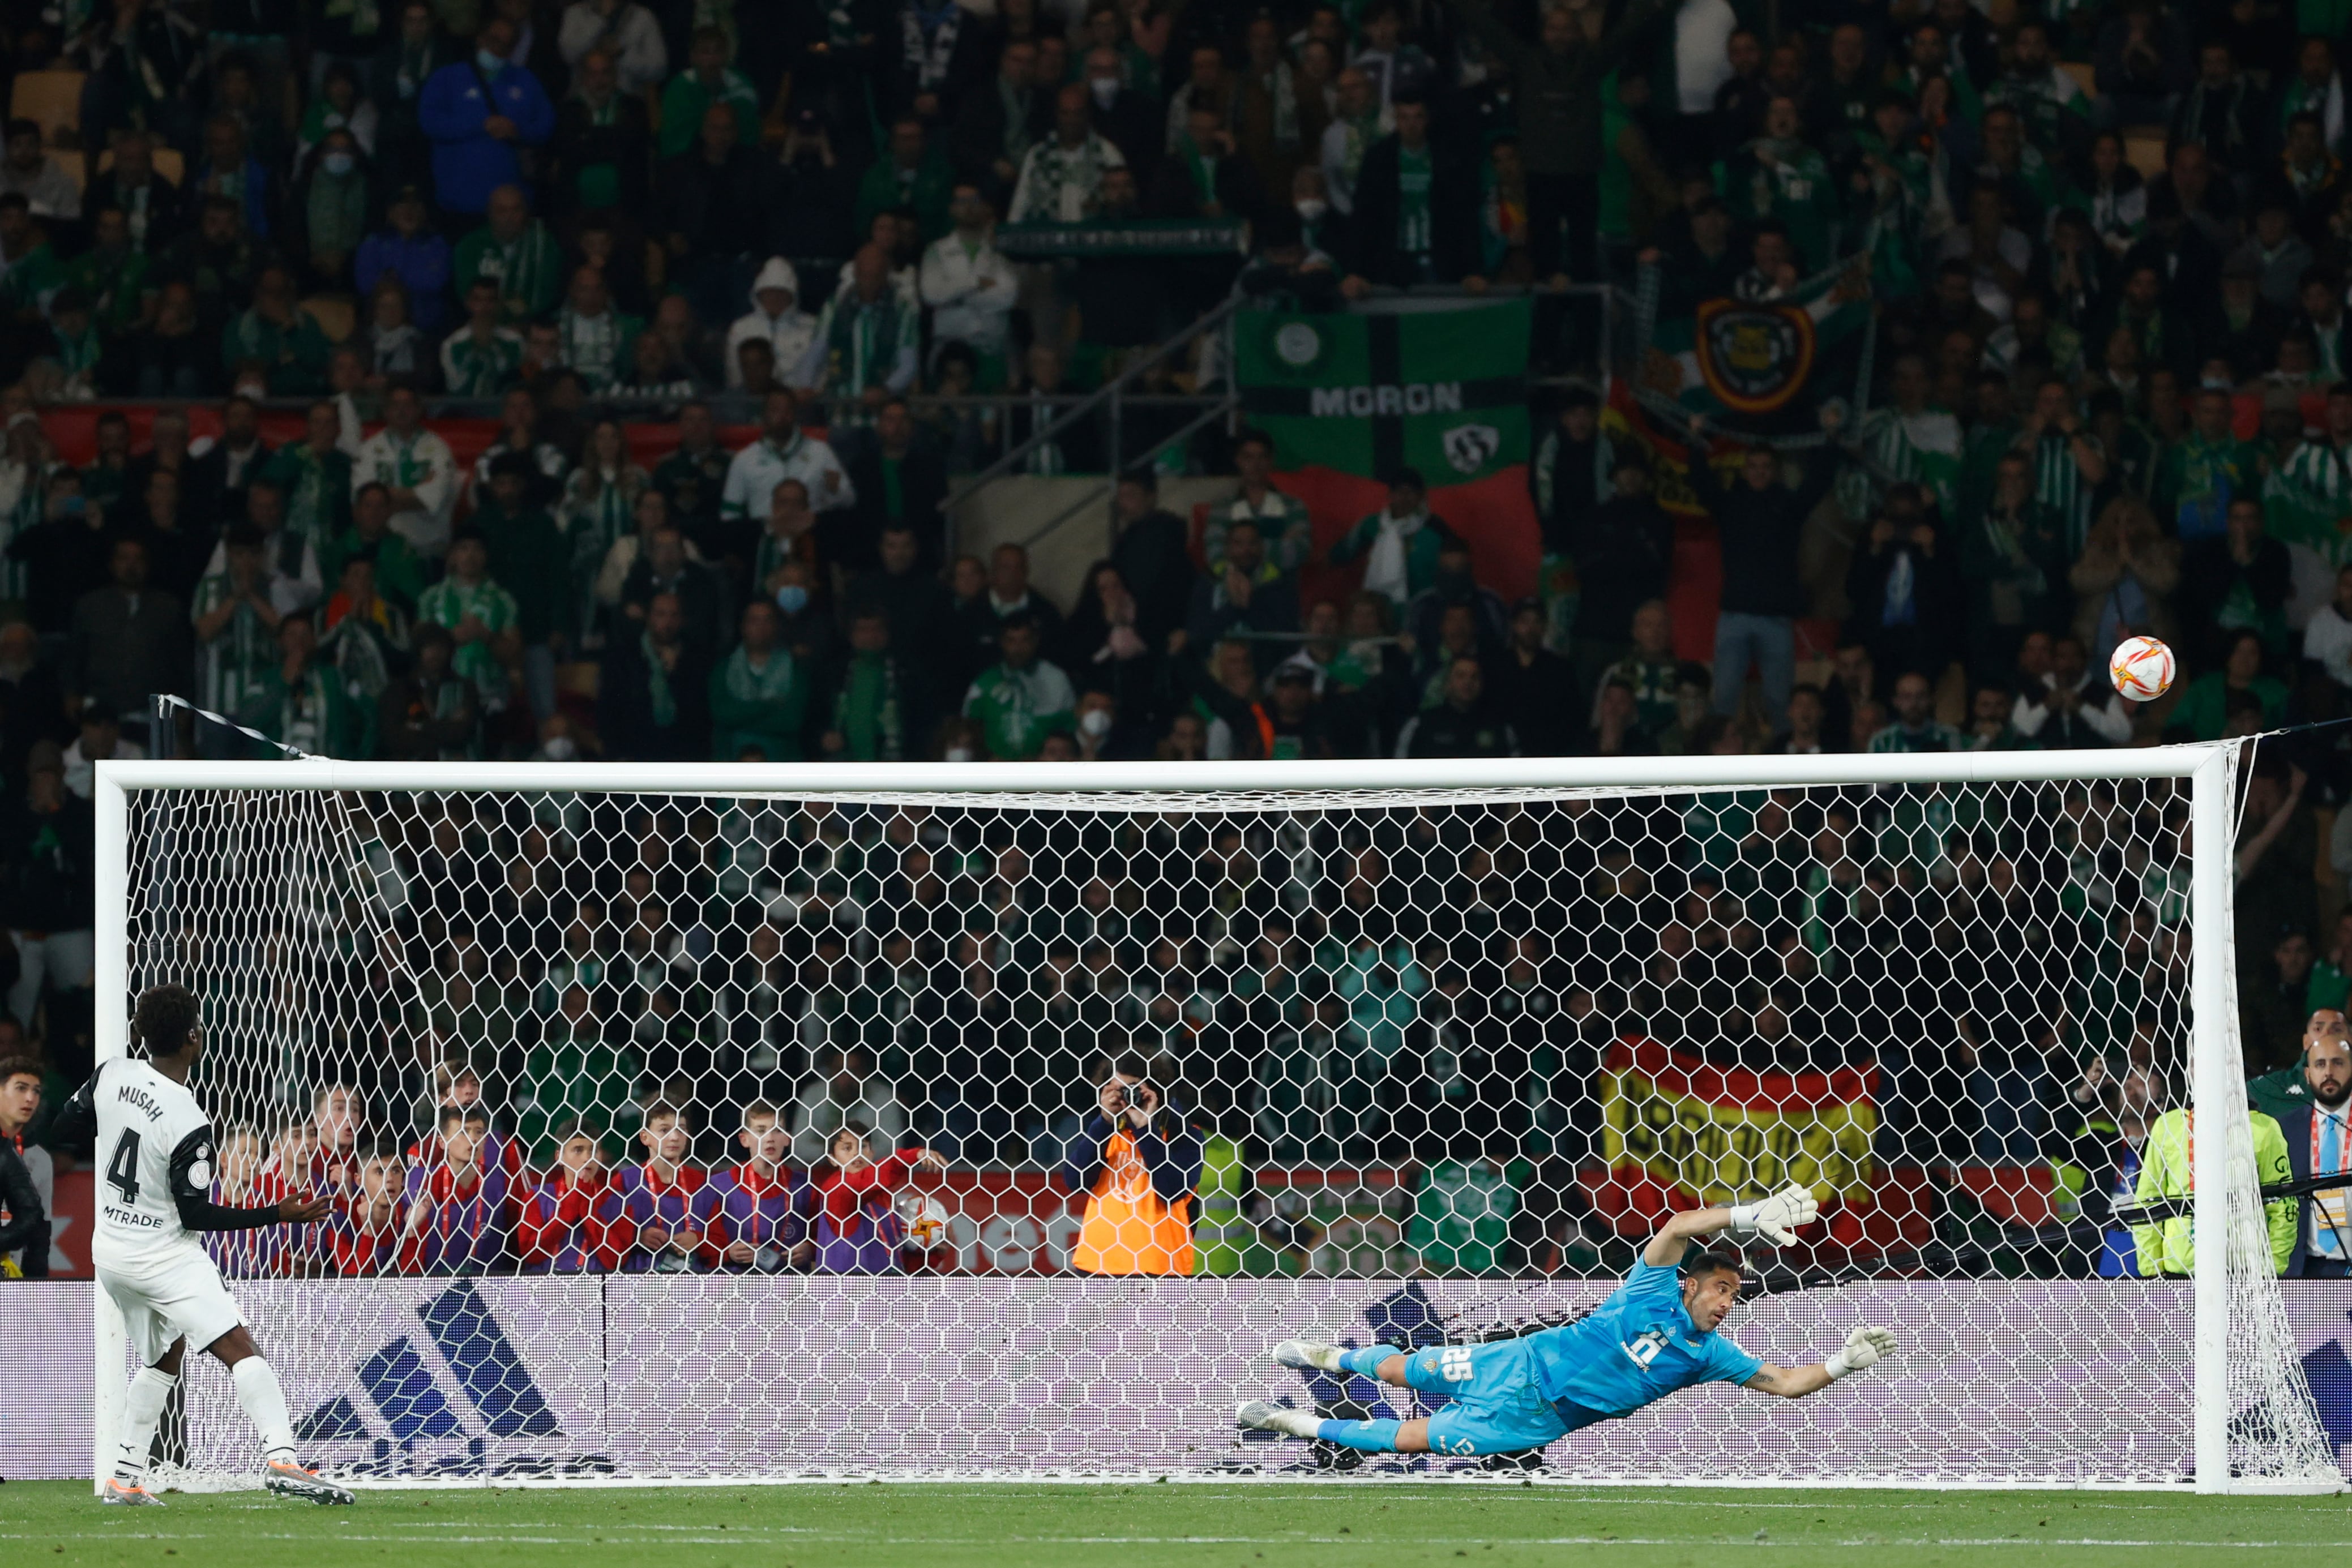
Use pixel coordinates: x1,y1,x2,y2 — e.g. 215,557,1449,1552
106,767,2334,1487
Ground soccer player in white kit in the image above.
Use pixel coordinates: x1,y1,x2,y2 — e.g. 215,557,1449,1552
53,984,354,1505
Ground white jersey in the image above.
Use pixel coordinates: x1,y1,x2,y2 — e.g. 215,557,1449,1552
75,1057,215,1262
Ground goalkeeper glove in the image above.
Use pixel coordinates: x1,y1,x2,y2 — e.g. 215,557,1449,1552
1726,1182,1819,1245
1824,1325,1897,1381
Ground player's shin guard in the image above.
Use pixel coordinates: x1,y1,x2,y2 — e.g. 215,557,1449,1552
231,1356,297,1462
1338,1345,1405,1379
114,1366,177,1483
1314,1418,1403,1452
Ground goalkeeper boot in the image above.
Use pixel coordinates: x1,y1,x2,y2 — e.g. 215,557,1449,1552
100,1478,164,1507
1235,1400,1321,1440
263,1458,354,1505
1271,1340,1348,1374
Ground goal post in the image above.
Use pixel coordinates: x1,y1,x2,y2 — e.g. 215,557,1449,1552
88,746,2340,1492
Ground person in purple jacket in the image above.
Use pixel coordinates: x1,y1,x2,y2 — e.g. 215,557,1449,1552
695,1101,813,1273
418,16,555,217
613,1102,713,1273
397,1105,511,1275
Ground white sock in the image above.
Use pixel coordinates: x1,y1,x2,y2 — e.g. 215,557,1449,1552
232,1356,297,1463
1269,1407,1321,1439
114,1366,177,1483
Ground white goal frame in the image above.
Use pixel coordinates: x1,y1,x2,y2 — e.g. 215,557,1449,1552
86,743,2337,1494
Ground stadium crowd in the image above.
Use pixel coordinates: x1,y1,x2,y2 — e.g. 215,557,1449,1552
3,0,2352,1286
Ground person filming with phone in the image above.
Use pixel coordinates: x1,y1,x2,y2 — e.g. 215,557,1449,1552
1064,1058,1202,1276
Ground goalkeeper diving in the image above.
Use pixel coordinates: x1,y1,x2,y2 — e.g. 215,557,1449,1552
1236,1184,1897,1457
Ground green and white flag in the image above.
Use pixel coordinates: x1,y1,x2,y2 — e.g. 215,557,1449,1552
1234,298,1540,597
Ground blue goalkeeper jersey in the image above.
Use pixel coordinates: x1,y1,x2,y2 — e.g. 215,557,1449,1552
1524,1258,1765,1421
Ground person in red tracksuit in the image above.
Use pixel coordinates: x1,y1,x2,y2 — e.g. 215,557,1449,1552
330,1149,407,1276
518,1119,633,1273
614,1102,715,1272
810,1125,946,1274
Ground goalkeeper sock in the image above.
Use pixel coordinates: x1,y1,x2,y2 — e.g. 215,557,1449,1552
1338,1344,1405,1379
114,1366,177,1483
1315,1418,1403,1453
232,1356,297,1462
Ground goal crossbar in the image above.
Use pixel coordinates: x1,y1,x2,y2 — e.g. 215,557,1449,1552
91,747,2231,798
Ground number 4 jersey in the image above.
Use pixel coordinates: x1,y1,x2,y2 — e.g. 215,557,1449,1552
69,1057,219,1264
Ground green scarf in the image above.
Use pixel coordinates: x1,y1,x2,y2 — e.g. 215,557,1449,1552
999,80,1036,164
833,650,901,760
643,632,677,727
1178,133,1216,204
307,171,369,257
723,643,797,706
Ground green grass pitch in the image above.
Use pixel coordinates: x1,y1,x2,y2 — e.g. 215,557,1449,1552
2,1481,2347,1568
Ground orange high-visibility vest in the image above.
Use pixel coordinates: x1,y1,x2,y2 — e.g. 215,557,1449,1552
1071,1126,1194,1275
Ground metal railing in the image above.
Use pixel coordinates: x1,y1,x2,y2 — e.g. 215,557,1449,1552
940,293,1248,509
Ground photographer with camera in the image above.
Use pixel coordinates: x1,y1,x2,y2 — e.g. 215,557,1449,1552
1061,1059,1202,1276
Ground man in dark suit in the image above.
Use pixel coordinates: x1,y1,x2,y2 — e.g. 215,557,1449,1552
597,589,711,760
846,398,948,572
189,393,272,530
1148,98,1269,225
951,39,1053,204
1338,94,1483,291
2279,1031,2352,1278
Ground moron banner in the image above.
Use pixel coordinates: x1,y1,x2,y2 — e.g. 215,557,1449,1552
1236,299,1541,601
1594,1035,1879,1231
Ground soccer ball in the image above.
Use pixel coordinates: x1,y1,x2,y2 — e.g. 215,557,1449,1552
2109,636,2175,702
897,1191,950,1250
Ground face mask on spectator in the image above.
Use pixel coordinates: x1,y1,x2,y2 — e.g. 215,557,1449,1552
1295,199,1328,224
775,584,810,615
1089,78,1118,106
1080,708,1113,739
477,49,504,74
542,736,578,761
323,152,356,177
945,745,976,763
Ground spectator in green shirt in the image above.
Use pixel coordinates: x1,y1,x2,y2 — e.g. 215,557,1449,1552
322,482,428,612
238,614,366,757
0,194,62,315
856,117,957,246
658,26,762,160
263,400,357,554
220,265,332,396
1405,1156,1519,1276
62,207,152,339
963,611,1077,760
450,184,563,329
2163,629,2287,741
710,600,807,760
415,529,524,715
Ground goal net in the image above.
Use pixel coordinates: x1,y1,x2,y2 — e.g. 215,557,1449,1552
91,749,2337,1491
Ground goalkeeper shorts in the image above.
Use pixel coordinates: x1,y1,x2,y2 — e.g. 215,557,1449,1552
1403,1338,1574,1458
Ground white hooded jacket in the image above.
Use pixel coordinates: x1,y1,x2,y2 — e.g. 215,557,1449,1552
725,256,819,389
